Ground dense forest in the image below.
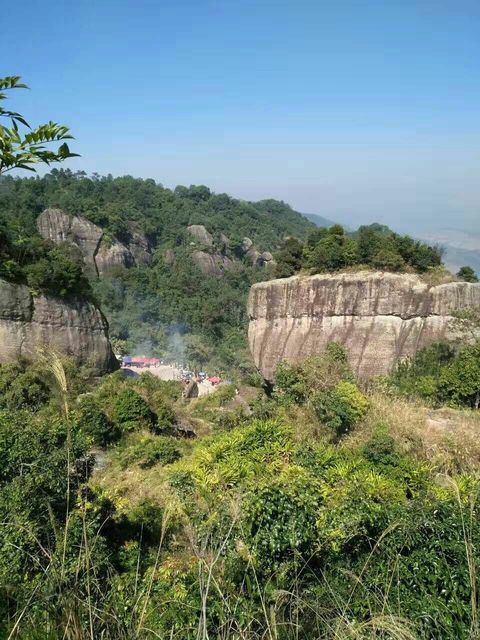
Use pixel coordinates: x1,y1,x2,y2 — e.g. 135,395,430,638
3,170,477,376
0,170,315,372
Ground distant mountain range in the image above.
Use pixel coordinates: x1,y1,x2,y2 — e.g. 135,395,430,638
302,213,338,228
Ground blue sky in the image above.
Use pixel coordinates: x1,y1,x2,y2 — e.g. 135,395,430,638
3,0,480,232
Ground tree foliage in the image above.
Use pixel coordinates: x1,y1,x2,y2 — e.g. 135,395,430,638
276,222,443,276
457,265,478,283
0,76,77,175
390,340,480,408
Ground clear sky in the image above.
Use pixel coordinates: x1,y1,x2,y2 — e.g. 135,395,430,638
3,0,480,233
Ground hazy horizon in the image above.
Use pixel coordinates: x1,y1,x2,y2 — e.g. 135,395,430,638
4,0,479,235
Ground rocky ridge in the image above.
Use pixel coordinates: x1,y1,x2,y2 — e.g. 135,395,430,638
248,271,480,380
186,225,276,276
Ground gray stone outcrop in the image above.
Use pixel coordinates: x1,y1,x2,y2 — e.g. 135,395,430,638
0,278,117,374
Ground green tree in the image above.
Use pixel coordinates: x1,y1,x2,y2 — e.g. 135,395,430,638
305,226,357,272
112,388,155,428
0,76,77,174
274,237,304,278
439,342,480,408
371,247,405,271
457,266,478,283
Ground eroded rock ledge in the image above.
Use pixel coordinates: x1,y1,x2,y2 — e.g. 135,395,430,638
0,278,117,374
248,271,480,380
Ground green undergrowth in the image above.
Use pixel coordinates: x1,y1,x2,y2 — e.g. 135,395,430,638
1,347,480,639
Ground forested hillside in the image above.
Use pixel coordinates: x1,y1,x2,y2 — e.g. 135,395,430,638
0,170,314,248
0,170,315,372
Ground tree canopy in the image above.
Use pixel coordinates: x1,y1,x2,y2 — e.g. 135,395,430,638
275,223,444,277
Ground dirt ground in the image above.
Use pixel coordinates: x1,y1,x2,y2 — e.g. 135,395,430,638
123,365,217,396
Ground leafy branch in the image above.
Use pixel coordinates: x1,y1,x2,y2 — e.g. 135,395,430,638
0,75,79,174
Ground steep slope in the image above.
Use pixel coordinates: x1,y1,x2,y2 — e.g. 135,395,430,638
248,271,480,380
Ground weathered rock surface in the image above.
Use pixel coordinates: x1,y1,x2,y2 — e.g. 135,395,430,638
38,209,103,274
248,271,480,380
191,251,234,277
163,248,176,266
0,278,117,374
127,222,151,265
37,209,151,275
95,240,135,274
241,237,253,253
187,225,213,247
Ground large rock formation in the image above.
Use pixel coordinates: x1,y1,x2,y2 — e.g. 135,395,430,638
95,240,135,273
37,209,151,275
38,208,103,275
191,251,235,277
187,225,214,247
248,271,480,380
0,278,117,374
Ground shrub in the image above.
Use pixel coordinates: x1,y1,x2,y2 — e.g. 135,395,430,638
274,343,353,406
214,408,247,431
168,470,196,496
76,396,119,446
0,364,50,411
119,435,182,469
112,389,154,428
390,342,455,402
457,265,478,283
313,381,369,437
243,467,321,565
152,397,176,433
439,342,480,408
363,433,400,467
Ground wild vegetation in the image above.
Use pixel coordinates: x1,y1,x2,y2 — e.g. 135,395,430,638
1,335,480,639
274,223,445,278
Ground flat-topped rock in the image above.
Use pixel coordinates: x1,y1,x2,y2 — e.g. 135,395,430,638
248,271,480,380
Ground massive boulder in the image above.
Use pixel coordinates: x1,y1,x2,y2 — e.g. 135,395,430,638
0,278,117,374
37,209,151,275
248,271,480,380
187,225,214,247
191,251,234,277
95,240,135,274
38,208,103,274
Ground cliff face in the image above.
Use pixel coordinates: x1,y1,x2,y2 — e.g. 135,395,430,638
0,278,117,373
248,271,480,380
37,209,151,275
